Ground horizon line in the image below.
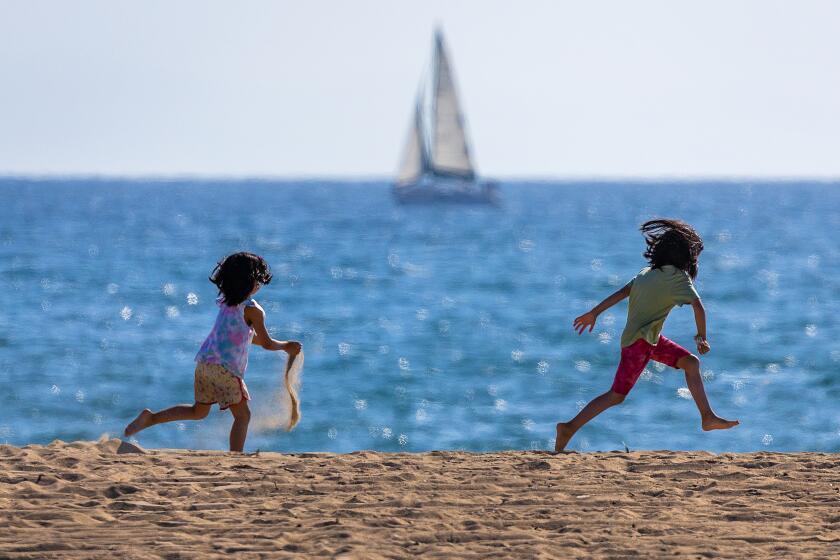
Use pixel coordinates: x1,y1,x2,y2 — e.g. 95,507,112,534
2,172,840,184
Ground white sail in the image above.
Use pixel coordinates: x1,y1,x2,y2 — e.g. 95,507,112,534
396,99,427,186
431,31,474,179
391,29,498,204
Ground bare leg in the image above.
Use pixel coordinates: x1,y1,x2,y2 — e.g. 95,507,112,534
555,390,626,452
124,403,211,437
677,355,739,431
228,400,251,452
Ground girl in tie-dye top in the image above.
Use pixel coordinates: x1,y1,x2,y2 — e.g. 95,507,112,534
124,252,302,452
195,295,259,377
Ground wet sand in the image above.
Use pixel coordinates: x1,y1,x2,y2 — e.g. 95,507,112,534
1,439,839,558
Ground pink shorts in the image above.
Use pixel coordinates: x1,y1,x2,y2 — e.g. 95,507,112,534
611,336,691,395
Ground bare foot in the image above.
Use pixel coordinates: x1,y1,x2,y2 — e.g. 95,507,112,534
702,415,739,431
554,423,575,452
124,409,153,437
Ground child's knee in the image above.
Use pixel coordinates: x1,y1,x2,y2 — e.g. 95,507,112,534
232,404,251,423
193,404,210,419
679,354,700,371
608,391,626,405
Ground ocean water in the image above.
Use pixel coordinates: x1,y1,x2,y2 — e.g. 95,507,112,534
1,178,838,453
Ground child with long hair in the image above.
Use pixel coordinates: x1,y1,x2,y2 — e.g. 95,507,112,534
555,219,738,452
124,252,301,452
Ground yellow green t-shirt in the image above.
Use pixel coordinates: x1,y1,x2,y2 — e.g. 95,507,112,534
620,265,700,348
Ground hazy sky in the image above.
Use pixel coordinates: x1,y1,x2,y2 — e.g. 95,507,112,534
2,1,840,178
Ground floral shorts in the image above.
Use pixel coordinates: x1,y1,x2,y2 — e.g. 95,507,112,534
194,362,250,410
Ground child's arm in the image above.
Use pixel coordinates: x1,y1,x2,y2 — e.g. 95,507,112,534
245,305,301,355
691,298,711,354
573,282,632,335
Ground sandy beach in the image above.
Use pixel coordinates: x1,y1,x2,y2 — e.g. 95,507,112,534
1,439,839,558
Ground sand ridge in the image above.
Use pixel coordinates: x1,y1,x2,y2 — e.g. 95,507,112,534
1,439,840,558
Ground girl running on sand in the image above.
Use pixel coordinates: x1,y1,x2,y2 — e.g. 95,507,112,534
555,219,738,452
124,252,301,452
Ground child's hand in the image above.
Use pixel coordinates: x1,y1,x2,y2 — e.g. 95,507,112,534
573,312,597,335
696,339,711,355
284,341,302,355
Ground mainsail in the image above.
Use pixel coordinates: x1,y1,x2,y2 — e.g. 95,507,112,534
396,98,428,186
430,30,475,179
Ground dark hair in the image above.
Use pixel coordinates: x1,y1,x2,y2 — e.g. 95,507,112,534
209,252,273,306
640,219,703,279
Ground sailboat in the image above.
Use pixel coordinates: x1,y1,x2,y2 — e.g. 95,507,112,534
393,30,499,204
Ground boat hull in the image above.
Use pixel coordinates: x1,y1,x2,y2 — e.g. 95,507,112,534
392,176,499,205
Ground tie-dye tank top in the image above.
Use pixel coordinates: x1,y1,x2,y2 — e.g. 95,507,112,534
194,297,256,377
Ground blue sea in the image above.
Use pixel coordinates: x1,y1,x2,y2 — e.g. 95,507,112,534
1,178,838,453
